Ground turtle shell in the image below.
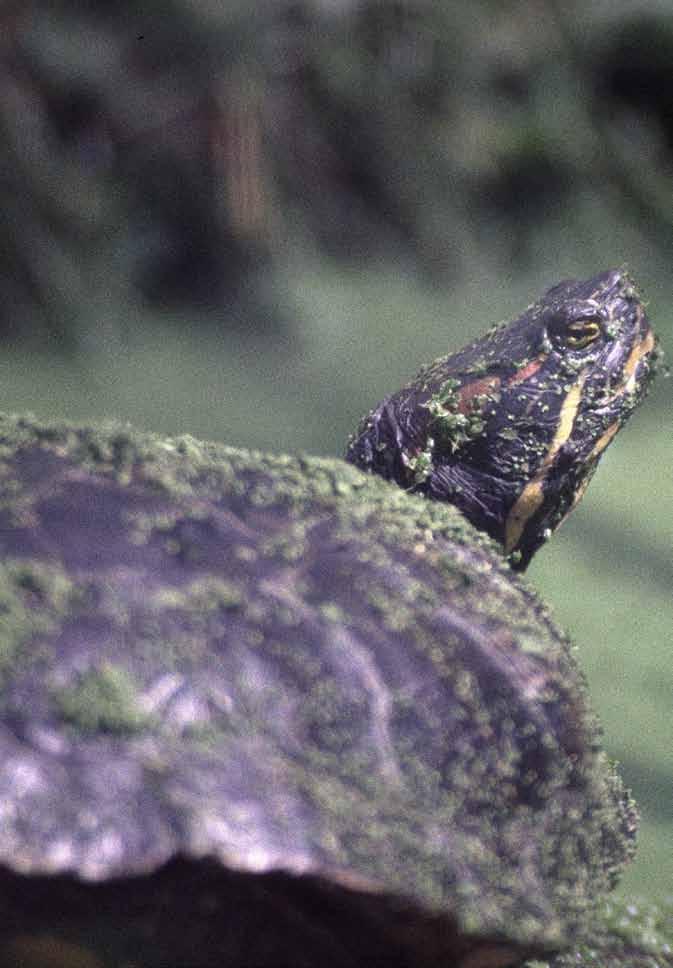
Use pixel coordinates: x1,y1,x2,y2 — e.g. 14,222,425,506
0,415,637,968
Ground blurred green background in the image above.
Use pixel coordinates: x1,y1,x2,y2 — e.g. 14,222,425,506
1,0,671,900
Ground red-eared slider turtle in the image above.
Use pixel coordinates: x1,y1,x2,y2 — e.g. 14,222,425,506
0,269,664,968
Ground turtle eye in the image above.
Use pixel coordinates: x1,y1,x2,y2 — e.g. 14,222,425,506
545,309,603,352
565,318,601,349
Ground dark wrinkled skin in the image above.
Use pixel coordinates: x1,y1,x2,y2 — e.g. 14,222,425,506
0,271,661,967
347,270,658,568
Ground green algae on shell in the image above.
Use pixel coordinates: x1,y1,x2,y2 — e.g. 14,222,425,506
529,896,673,968
0,411,638,966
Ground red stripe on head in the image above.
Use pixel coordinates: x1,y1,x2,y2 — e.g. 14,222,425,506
507,355,545,386
457,376,501,414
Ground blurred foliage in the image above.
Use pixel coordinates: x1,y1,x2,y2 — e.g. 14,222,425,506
4,0,673,339
0,0,671,902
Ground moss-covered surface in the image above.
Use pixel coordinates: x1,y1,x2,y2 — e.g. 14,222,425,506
0,412,639,955
53,663,152,735
527,895,673,967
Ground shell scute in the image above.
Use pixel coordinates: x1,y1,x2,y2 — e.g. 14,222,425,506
0,414,637,959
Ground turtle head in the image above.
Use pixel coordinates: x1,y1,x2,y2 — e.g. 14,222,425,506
346,269,659,569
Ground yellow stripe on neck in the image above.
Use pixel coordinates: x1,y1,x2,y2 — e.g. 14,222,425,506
504,374,586,554
620,321,655,395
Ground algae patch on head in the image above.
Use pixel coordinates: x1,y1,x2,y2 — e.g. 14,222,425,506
52,662,152,736
423,377,491,452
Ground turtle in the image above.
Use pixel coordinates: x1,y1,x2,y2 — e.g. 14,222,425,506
0,268,665,968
